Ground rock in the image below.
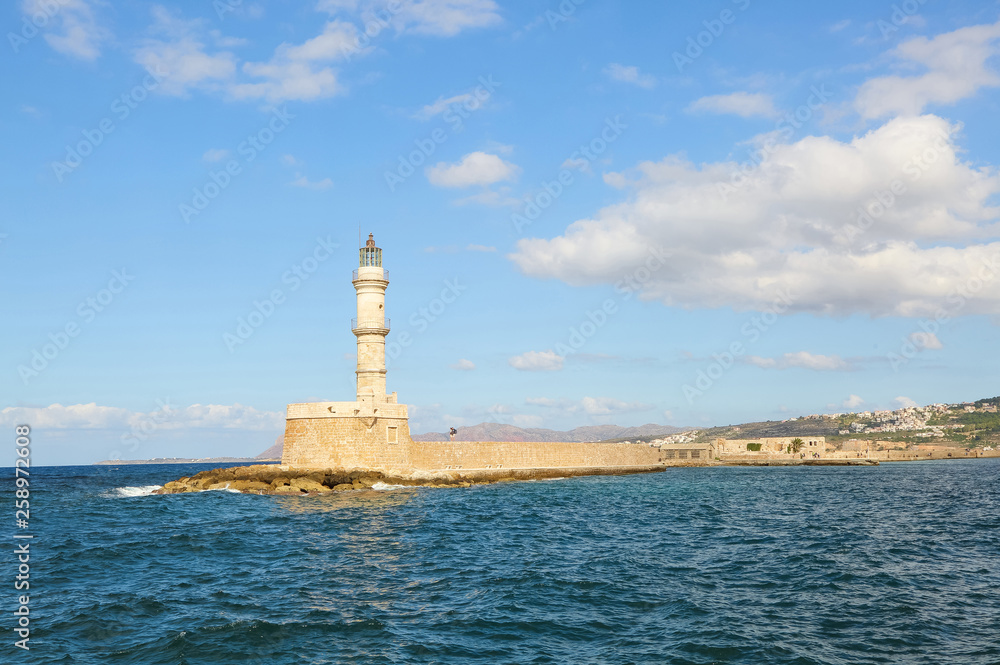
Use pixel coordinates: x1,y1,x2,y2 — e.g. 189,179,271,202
290,478,330,493
213,468,236,482
156,463,528,497
229,480,270,493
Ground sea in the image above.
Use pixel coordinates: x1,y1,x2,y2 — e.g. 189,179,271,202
3,459,999,664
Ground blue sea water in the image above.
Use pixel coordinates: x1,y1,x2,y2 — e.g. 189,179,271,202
2,460,999,664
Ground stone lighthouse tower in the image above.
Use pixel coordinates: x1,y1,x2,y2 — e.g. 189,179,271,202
353,233,390,400
280,231,412,470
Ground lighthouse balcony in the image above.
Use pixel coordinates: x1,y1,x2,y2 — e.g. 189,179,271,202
353,268,389,282
352,318,390,333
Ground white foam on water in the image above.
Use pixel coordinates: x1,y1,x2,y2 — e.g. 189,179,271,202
204,484,242,493
110,485,162,498
371,481,406,491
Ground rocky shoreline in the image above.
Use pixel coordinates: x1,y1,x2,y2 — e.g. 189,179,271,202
154,464,669,495
154,459,886,496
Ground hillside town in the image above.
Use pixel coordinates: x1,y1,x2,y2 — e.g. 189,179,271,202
616,397,1000,453
792,399,998,441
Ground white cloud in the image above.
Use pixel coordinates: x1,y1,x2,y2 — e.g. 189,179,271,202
483,141,514,155
231,60,342,103
511,14,546,40
785,352,849,371
226,20,360,102
426,152,520,188
894,396,919,408
318,0,501,37
134,7,237,97
745,352,850,371
509,350,563,371
401,0,501,36
580,397,649,416
135,1,497,104
830,19,851,33
909,331,943,349
209,29,249,48
843,394,865,408
525,397,567,408
167,403,282,429
511,414,544,427
202,148,230,162
24,0,109,60
0,402,282,431
416,92,475,119
280,20,360,60
317,0,359,11
855,21,1000,119
526,396,649,416
138,13,355,102
687,92,779,119
509,114,1000,318
453,189,520,207
603,63,656,89
561,156,592,174
290,175,334,190
451,358,476,370
466,244,495,252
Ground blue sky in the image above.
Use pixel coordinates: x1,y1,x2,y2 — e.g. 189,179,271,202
3,0,1000,464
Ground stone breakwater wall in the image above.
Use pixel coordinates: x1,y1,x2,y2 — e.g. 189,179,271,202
409,441,671,471
281,405,684,473
824,449,1000,462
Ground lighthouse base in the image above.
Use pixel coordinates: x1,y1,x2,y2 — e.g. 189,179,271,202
281,397,413,471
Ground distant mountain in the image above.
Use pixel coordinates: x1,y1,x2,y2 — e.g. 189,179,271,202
256,435,283,460
412,422,687,443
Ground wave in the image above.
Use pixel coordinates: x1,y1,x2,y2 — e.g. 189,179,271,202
109,485,162,498
203,483,242,493
371,481,406,491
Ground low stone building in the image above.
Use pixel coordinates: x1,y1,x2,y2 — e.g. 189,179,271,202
653,442,716,462
714,436,827,459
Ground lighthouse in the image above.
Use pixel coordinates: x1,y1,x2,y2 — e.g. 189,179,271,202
353,233,390,400
278,231,669,475
280,232,411,469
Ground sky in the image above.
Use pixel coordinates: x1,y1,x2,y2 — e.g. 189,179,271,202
3,0,1000,465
